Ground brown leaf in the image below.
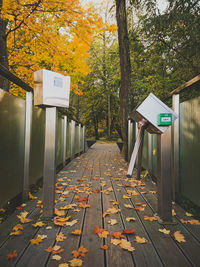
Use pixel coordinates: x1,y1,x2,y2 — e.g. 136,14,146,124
100,245,109,250
10,230,24,236
30,236,43,245
122,229,135,234
112,232,125,239
174,231,186,243
79,203,91,209
6,250,17,261
13,224,24,231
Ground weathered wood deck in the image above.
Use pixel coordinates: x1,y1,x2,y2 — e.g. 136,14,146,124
1,143,200,267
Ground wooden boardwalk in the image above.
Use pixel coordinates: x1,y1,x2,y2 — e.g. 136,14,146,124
1,143,200,267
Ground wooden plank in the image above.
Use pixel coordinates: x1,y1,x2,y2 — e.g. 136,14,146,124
100,147,135,267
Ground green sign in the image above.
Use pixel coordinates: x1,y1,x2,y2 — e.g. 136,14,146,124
158,113,172,126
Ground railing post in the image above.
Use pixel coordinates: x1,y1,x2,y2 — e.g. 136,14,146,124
128,119,133,161
157,127,173,223
148,133,152,175
71,120,75,158
42,107,57,218
23,91,33,200
63,116,67,167
172,94,180,201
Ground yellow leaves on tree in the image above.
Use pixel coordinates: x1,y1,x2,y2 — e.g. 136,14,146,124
1,0,116,98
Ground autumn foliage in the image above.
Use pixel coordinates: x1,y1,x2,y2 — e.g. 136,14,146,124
0,0,116,97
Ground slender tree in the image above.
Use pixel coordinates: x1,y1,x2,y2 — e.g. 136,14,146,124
115,0,132,160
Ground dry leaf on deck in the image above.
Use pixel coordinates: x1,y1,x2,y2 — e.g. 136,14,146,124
10,230,24,236
6,250,17,261
32,221,45,227
123,195,131,199
188,219,200,225
66,219,78,227
174,231,186,243
71,229,82,235
124,204,134,209
55,209,65,216
13,224,24,231
54,216,71,226
79,203,91,209
108,219,118,225
100,245,109,250
45,245,64,254
172,209,176,216
159,229,170,235
69,258,83,267
122,229,135,234
110,239,121,245
112,232,125,239
37,234,47,240
30,236,43,245
144,216,157,222
185,212,193,217
135,236,148,244
56,232,67,241
52,254,62,261
28,192,37,199
59,264,69,267
120,239,135,251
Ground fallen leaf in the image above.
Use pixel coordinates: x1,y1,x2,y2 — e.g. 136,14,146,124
185,212,193,217
188,219,200,225
45,245,64,254
37,234,47,239
69,258,83,267
108,219,118,225
78,197,88,202
112,232,125,239
60,204,77,210
59,263,69,267
56,232,67,241
149,191,156,194
30,236,43,245
174,231,186,243
135,236,148,244
126,217,136,222
19,217,32,224
110,239,121,245
52,254,62,261
71,229,82,235
28,192,37,199
98,230,109,238
6,250,17,261
94,189,100,193
120,239,135,251
13,224,24,231
144,216,157,222
122,229,135,234
32,221,45,227
66,219,78,226
55,209,65,216
100,245,109,250
123,195,131,199
134,206,145,211
72,250,80,258
10,230,24,236
111,201,119,205
172,209,176,216
79,203,91,209
46,226,52,229
159,229,170,235
54,216,71,226
124,204,134,209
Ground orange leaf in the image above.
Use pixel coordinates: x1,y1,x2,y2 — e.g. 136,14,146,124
13,224,24,231
122,229,135,234
94,189,100,193
30,236,43,245
56,232,67,241
7,250,17,261
79,203,90,208
71,229,82,235
112,232,125,239
78,197,88,202
100,245,109,250
72,250,80,258
28,192,37,199
10,230,24,236
144,216,157,222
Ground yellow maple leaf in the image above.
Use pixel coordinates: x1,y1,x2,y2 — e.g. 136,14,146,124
172,209,176,216
32,221,45,227
124,204,134,209
123,195,131,199
144,216,157,222
188,219,200,225
30,236,43,245
69,258,83,267
185,212,193,217
55,209,65,216
174,231,186,243
66,219,78,227
19,217,32,224
135,236,148,244
13,224,24,231
59,263,69,267
28,192,37,199
98,230,109,238
10,230,24,236
159,228,170,235
56,232,67,241
71,229,82,235
110,239,121,245
52,254,62,261
120,239,135,251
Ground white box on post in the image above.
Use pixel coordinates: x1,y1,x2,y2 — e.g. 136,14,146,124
34,69,70,108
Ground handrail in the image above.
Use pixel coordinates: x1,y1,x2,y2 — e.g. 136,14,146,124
0,63,33,92
164,74,200,100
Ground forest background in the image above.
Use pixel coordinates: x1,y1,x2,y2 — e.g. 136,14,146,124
1,0,200,144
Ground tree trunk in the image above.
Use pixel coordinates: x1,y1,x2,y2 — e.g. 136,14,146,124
0,17,9,91
115,0,131,160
